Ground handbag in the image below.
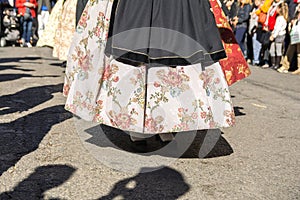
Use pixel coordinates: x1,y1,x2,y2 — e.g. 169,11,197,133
258,12,267,25
290,21,300,45
258,30,271,46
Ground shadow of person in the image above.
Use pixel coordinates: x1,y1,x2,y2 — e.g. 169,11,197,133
0,56,42,64
0,105,73,176
0,164,76,199
181,130,234,158
0,73,60,83
0,83,63,115
0,65,35,72
234,106,246,116
82,124,233,159
98,166,190,200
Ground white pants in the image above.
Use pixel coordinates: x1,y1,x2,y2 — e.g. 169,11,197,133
38,11,50,38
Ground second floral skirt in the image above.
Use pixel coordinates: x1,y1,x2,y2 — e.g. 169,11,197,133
52,0,77,60
63,0,235,134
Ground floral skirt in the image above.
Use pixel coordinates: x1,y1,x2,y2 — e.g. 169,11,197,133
36,0,64,47
52,0,77,60
63,0,235,134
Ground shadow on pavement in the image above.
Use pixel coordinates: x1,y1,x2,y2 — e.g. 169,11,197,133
0,57,41,64
0,73,60,82
98,166,190,200
0,83,63,115
0,105,73,176
0,65,35,72
0,164,76,199
233,106,246,116
82,124,233,158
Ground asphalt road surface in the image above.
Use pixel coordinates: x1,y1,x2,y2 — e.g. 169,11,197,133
0,47,299,200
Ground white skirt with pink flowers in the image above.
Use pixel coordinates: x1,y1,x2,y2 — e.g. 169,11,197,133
63,0,235,134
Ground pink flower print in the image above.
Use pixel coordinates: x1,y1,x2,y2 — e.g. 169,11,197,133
113,76,119,82
191,112,198,119
163,70,182,87
63,84,70,96
145,117,157,133
115,113,132,129
200,74,211,89
214,77,220,84
178,108,184,113
209,121,216,128
94,26,102,37
199,101,204,107
154,82,160,87
75,91,82,97
78,54,91,72
87,104,93,111
78,11,88,28
69,104,77,113
200,112,207,119
93,114,103,123
102,65,112,81
99,12,104,17
179,122,189,131
97,100,103,106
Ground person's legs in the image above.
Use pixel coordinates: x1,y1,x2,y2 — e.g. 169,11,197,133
252,33,262,65
21,17,27,45
37,14,43,38
292,43,300,75
269,41,276,68
25,18,33,43
38,11,50,38
278,44,296,73
274,42,283,69
235,27,247,55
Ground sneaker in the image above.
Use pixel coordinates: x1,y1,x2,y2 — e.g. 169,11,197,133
26,42,32,48
277,67,288,73
262,64,269,68
19,38,25,47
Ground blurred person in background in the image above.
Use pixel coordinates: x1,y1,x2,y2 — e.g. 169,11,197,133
232,0,252,57
220,0,238,30
15,0,37,47
278,3,300,74
269,2,288,69
36,0,62,47
52,0,76,64
249,0,263,65
37,0,55,38
260,0,283,68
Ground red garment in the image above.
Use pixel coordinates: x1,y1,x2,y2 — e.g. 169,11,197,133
15,0,38,18
209,0,251,86
264,4,278,31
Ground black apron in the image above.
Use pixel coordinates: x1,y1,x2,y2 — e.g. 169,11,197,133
105,0,226,66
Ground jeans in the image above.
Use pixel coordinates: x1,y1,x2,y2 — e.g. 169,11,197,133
21,16,33,43
252,33,262,64
235,26,247,56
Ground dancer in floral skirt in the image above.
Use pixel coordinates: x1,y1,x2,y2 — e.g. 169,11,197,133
52,0,77,61
36,0,64,47
64,0,236,142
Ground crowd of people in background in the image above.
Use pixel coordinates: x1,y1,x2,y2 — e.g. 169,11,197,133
0,0,300,74
221,0,300,74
